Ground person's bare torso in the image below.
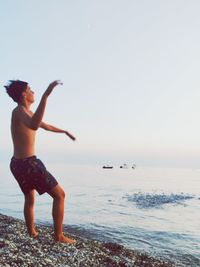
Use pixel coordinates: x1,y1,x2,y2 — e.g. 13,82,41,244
11,106,36,159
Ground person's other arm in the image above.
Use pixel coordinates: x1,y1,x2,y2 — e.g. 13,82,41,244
40,122,76,141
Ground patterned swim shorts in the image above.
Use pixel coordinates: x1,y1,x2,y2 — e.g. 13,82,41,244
10,156,58,195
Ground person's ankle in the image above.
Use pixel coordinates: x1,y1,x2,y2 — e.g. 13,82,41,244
27,227,37,234
28,229,38,238
54,234,63,241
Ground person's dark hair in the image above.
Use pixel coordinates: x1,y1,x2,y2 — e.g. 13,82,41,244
4,80,28,103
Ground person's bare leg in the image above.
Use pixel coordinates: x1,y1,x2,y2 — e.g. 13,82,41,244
48,184,75,244
24,190,38,237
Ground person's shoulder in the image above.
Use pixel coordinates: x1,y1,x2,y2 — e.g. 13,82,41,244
11,107,21,123
12,106,21,114
12,106,26,118
12,106,19,116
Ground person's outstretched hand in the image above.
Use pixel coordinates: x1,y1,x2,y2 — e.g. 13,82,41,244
65,131,76,141
44,80,63,97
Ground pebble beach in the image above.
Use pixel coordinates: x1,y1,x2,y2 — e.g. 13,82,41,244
0,213,175,267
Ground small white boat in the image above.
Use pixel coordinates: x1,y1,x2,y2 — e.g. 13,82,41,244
120,164,129,169
132,164,136,169
120,163,136,169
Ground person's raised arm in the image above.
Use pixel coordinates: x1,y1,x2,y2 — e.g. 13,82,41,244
30,80,62,130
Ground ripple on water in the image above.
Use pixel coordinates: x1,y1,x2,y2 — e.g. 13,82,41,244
125,192,194,209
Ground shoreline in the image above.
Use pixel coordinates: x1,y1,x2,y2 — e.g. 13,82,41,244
0,213,175,267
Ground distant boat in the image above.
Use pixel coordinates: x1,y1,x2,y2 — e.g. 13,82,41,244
132,164,136,169
102,165,113,169
120,163,129,169
120,163,136,169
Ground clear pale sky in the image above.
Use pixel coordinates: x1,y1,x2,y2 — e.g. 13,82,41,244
1,0,200,168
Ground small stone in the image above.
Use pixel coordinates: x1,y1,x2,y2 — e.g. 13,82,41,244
44,258,53,264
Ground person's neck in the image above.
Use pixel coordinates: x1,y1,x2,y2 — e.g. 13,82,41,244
18,100,31,111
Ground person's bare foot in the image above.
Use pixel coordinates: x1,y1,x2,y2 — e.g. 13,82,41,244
55,234,76,244
29,230,39,238
31,233,39,238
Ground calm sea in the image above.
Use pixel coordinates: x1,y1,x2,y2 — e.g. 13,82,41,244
0,163,200,267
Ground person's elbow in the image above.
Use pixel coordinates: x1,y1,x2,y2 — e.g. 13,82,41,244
31,126,39,131
30,123,40,131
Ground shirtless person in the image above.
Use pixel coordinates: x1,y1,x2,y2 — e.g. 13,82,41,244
4,80,76,244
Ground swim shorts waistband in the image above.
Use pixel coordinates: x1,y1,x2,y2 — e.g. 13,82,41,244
11,155,37,162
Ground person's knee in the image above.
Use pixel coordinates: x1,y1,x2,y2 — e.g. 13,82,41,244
58,189,65,200
48,185,66,200
54,188,65,201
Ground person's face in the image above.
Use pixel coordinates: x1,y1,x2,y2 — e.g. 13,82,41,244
24,85,34,103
